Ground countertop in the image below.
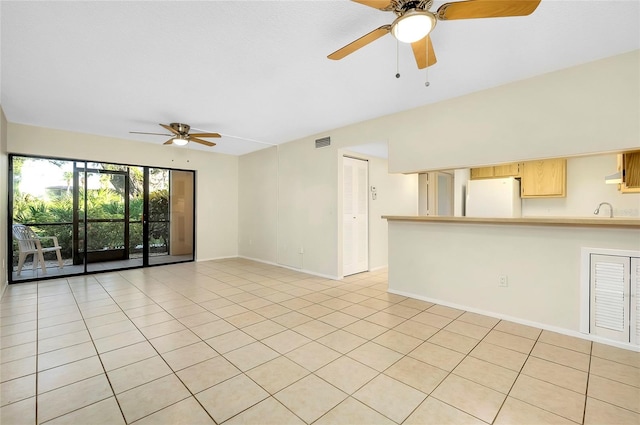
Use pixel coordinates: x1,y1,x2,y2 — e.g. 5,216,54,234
382,216,640,229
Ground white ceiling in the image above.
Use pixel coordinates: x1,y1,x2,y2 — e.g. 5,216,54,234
1,1,638,156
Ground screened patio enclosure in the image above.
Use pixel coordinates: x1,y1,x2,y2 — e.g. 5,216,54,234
8,155,195,282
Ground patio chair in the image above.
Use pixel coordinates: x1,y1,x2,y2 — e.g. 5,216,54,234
12,224,64,276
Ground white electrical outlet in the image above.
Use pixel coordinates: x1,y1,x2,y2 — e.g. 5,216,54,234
499,275,508,287
299,247,304,254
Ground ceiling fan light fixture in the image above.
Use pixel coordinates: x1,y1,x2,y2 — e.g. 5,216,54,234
173,135,189,146
391,9,437,44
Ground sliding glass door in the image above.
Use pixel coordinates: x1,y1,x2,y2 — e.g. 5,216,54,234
9,155,195,282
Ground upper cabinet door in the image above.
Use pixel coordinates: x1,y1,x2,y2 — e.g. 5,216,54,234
520,159,567,198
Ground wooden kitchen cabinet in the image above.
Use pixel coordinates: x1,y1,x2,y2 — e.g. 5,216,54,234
520,159,566,198
470,163,520,179
619,151,640,193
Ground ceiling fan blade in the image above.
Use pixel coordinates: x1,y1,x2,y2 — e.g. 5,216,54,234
411,36,437,69
351,0,393,11
189,137,216,147
130,131,172,136
328,25,391,60
160,123,180,135
437,0,541,20
190,132,221,138
163,138,174,145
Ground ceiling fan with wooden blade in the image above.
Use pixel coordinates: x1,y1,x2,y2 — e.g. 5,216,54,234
130,123,221,147
329,0,541,69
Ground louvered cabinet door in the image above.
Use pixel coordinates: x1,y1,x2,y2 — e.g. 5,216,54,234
631,258,640,345
590,254,629,342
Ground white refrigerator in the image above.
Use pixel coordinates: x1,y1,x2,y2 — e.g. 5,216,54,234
466,177,522,218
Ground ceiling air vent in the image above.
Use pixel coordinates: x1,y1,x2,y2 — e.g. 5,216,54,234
315,137,331,149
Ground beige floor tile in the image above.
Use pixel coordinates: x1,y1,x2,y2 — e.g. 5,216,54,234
1,330,36,350
225,311,266,328
1,341,36,364
522,356,588,393
130,311,175,328
37,320,86,340
587,374,640,413
38,356,104,393
205,329,255,353
470,341,528,372
297,304,334,319
253,303,292,319
404,396,487,425
343,320,387,339
292,320,336,340
432,374,506,424
353,373,426,423
319,298,353,311
177,311,219,328
0,321,36,337
285,341,341,372
88,320,138,340
84,311,129,329
409,341,465,372
210,303,250,318
444,320,491,340
139,319,187,339
318,311,359,328
384,356,447,394
166,304,208,319
246,356,309,394
396,298,433,311
347,341,403,372
271,311,313,328
427,304,465,319
117,374,190,423
531,342,591,372
224,341,280,371
590,355,640,387
0,396,35,425
340,303,378,319
539,330,592,354
263,330,312,354
453,356,518,394
108,356,173,394
429,329,480,354
411,311,453,328
314,396,395,425
393,319,439,340
316,330,367,354
225,396,305,425
196,374,269,423
0,356,36,382
494,396,576,425
373,329,422,354
592,343,640,368
177,355,240,393
0,374,35,407
94,329,146,354
242,320,287,340
44,396,126,425
161,341,218,371
150,329,201,353
494,320,542,340
484,330,535,354
382,304,421,319
38,329,91,354
37,374,113,423
364,311,406,328
584,396,640,425
315,356,378,394
510,374,585,423
191,319,237,340
99,341,157,371
275,374,347,424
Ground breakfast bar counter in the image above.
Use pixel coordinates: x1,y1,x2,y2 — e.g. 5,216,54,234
382,215,640,229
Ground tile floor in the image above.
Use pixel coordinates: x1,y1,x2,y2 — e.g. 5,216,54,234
1,258,639,424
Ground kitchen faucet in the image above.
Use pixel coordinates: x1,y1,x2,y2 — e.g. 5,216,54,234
594,202,614,218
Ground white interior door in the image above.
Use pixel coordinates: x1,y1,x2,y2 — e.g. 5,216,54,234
343,157,368,276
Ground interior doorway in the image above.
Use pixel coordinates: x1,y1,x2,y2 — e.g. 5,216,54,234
343,156,369,277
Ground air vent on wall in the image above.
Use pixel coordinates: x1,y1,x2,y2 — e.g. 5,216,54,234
315,136,331,149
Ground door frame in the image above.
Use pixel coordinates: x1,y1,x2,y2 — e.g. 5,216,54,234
341,155,369,278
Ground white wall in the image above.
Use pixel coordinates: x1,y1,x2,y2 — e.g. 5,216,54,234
388,221,640,334
522,154,640,218
0,107,8,295
238,146,278,263
389,51,639,172
6,123,239,261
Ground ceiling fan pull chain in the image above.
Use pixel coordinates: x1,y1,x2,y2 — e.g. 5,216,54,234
425,38,430,87
395,39,400,78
